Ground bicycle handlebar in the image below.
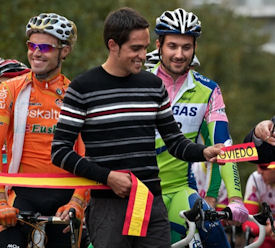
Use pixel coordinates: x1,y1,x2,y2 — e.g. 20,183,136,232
245,215,266,248
17,208,80,248
171,199,273,248
17,211,70,224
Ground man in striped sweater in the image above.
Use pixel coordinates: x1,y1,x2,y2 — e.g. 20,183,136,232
51,7,224,248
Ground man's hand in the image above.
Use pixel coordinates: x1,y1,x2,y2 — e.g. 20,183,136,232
0,200,19,227
265,220,275,239
56,196,84,233
107,171,132,198
203,144,225,164
255,120,275,146
226,197,248,225
204,196,217,209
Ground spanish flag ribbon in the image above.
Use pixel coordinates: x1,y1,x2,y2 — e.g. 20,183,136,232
217,142,258,163
0,171,153,237
122,172,153,237
0,173,109,189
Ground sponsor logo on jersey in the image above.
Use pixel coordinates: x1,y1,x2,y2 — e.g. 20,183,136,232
193,71,211,83
56,88,63,95
28,109,59,120
232,163,241,191
187,88,196,93
29,102,42,106
172,105,198,116
7,245,20,248
0,88,8,109
215,108,226,115
55,98,63,107
26,123,56,134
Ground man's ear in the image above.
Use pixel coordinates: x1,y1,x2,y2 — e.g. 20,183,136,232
108,39,119,52
61,45,71,60
156,39,160,49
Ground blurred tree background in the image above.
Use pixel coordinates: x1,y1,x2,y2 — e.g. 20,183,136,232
1,0,274,193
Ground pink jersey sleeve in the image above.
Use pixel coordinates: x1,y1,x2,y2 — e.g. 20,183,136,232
205,86,228,123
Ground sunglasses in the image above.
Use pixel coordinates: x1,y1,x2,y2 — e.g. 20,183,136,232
26,41,63,53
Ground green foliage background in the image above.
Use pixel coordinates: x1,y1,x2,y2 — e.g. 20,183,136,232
1,0,274,193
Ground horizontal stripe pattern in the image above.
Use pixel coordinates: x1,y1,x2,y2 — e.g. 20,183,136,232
52,67,206,192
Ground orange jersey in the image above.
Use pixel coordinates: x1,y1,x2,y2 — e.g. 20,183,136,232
0,72,83,174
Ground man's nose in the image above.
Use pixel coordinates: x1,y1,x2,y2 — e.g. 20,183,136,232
175,47,184,58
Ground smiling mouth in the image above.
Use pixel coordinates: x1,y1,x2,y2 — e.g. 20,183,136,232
171,60,185,64
32,59,47,65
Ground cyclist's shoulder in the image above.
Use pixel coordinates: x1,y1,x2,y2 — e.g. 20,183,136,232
191,70,220,90
1,72,31,87
246,171,265,187
0,72,31,98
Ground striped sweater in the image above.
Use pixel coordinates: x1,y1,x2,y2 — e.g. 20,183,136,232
51,66,206,195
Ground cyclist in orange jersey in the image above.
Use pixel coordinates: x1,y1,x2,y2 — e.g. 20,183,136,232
0,59,31,174
0,13,88,248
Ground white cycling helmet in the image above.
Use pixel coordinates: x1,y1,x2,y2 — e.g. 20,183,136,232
26,13,77,47
155,8,201,37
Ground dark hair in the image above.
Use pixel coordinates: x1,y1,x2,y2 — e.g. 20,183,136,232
103,7,149,49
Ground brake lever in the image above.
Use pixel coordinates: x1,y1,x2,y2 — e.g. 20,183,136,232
254,202,272,226
69,208,77,246
198,200,207,233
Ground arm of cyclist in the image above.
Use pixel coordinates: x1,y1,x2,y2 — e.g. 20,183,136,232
0,82,19,227
203,87,248,222
208,121,248,223
201,86,232,202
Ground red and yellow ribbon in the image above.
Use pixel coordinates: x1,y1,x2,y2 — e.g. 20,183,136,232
122,172,153,237
217,142,258,163
0,173,108,189
0,171,153,237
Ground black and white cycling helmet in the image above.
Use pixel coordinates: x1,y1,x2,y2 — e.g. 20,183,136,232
155,8,201,37
26,13,77,47
144,49,160,70
0,58,30,78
